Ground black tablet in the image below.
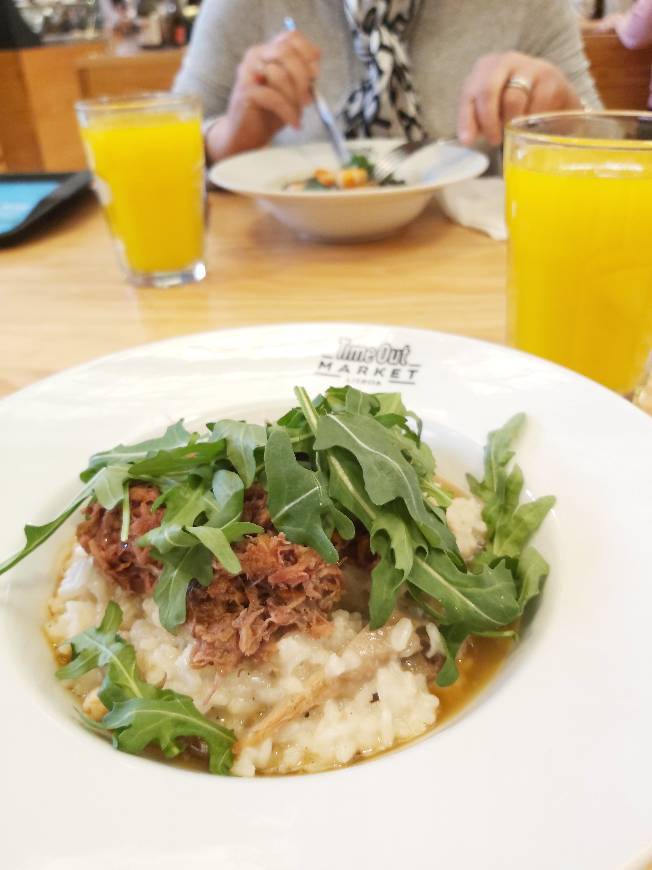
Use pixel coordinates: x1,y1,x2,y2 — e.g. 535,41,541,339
0,171,92,245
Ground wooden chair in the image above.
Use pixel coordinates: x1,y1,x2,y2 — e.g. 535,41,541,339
582,32,652,109
0,41,107,172
77,48,185,99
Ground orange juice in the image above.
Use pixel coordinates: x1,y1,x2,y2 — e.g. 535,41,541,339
80,105,204,278
505,131,652,395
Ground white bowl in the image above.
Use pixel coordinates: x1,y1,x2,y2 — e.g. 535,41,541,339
209,138,489,242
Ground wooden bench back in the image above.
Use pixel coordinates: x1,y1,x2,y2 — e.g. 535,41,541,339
583,32,652,109
77,48,184,99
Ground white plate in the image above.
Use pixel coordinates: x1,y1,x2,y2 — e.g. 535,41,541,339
1,323,651,870
209,139,488,241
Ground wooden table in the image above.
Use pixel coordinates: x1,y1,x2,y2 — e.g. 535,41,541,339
0,193,506,398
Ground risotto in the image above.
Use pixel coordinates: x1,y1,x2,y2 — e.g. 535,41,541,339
47,545,441,775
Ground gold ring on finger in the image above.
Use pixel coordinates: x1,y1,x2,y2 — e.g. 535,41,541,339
505,76,533,97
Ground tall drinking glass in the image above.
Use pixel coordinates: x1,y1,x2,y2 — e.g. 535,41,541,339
76,92,205,288
504,111,652,395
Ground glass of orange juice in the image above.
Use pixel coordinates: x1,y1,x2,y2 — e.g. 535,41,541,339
504,111,652,395
76,92,205,288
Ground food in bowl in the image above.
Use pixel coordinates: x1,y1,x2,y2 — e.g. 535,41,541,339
285,154,404,192
0,386,554,776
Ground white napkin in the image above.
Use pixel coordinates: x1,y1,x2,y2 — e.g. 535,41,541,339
435,177,507,241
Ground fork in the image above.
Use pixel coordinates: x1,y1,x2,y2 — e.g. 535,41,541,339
283,15,351,166
284,16,350,166
373,137,458,184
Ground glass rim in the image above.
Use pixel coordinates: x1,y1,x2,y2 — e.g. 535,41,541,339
75,91,200,115
505,109,652,150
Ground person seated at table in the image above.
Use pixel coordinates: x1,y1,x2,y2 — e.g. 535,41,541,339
174,0,600,165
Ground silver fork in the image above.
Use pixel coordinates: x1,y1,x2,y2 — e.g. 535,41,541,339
373,137,458,184
284,16,350,166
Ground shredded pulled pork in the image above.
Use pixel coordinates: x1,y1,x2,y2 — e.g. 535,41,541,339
187,533,342,671
77,484,164,594
76,482,343,671
240,482,273,530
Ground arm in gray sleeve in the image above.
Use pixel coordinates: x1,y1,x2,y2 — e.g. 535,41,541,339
173,0,264,118
518,0,602,107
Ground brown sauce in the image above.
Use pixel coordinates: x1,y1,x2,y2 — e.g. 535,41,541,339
431,633,515,727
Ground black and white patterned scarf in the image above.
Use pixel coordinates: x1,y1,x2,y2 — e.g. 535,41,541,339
340,0,426,141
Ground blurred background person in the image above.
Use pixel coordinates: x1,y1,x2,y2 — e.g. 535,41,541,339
173,0,600,165
0,0,40,48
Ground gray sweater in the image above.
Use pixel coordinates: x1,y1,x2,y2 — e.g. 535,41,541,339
174,0,600,144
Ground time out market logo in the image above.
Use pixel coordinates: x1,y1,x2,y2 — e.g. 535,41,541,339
314,338,421,388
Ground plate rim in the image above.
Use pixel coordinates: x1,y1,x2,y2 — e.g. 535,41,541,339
2,321,649,430
208,139,490,200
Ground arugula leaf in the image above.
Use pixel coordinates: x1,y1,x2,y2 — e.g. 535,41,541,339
276,405,307,428
368,506,430,628
315,411,429,523
347,153,374,173
56,603,157,707
187,525,242,575
485,414,525,491
56,600,125,681
103,694,234,775
81,421,193,480
343,386,377,416
409,551,520,632
92,464,131,510
369,535,405,628
138,470,260,622
58,603,235,774
153,545,214,632
435,625,470,687
421,477,454,509
371,508,419,578
128,440,225,479
468,414,555,565
0,490,90,576
137,481,219,554
372,392,423,442
209,420,266,487
418,520,463,570
515,546,550,609
372,392,408,417
493,496,556,559
324,447,377,530
264,428,338,563
315,465,355,540
120,482,131,541
394,429,436,478
492,464,524,537
467,414,525,534
211,469,245,526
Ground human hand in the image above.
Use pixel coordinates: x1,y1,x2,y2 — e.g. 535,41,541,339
457,51,583,147
206,30,320,161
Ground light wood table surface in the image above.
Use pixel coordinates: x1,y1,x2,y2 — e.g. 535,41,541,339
0,192,507,399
